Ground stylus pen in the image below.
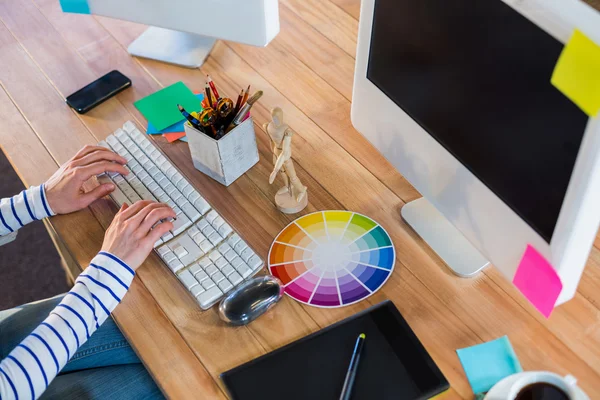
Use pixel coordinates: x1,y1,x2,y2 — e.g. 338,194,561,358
339,333,366,400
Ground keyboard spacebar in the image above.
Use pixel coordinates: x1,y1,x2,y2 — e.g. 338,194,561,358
98,175,129,206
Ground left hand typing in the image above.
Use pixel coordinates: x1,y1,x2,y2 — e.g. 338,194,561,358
45,145,129,214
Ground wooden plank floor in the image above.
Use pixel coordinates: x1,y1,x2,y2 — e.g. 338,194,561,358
1,1,600,398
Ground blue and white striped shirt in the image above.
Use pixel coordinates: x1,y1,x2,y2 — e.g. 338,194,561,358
0,185,135,400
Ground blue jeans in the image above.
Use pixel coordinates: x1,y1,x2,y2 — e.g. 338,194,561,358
0,294,164,400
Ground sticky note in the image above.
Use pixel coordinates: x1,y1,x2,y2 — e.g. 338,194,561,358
163,131,186,143
146,94,203,135
551,29,600,117
513,245,562,318
457,336,522,395
59,0,90,14
147,120,185,135
134,82,202,131
179,136,188,143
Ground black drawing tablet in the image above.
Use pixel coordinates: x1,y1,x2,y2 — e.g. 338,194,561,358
221,301,450,399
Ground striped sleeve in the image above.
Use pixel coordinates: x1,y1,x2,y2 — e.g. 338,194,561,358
0,252,135,400
0,185,55,237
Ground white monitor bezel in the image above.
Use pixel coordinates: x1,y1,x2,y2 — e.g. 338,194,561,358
352,0,600,303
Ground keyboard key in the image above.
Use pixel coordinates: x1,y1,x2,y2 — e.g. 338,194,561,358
164,183,177,195
223,250,237,263
161,231,174,243
212,216,225,229
188,190,200,203
162,252,177,263
213,272,225,283
201,279,216,290
191,285,205,297
122,121,136,133
192,232,207,247
167,259,185,273
222,264,235,277
205,210,218,223
193,197,211,215
98,175,129,206
218,279,233,292
208,233,223,246
172,215,192,235
240,248,254,263
181,203,201,223
198,258,211,268
234,241,247,255
178,270,197,290
248,255,263,270
171,189,183,202
195,270,209,282
197,219,209,230
228,234,242,247
229,272,243,286
236,262,252,278
215,257,228,270
187,226,200,237
189,263,202,275
197,286,223,308
199,240,213,253
201,225,216,237
172,244,188,259
218,243,232,254
231,256,244,269
165,167,177,179
176,179,187,192
205,264,218,276
208,251,222,262
182,184,195,198
157,246,170,256
218,223,233,238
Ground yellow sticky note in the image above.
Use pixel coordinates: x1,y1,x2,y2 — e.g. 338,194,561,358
551,29,600,117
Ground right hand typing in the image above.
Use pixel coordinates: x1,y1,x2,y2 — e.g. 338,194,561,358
101,200,175,270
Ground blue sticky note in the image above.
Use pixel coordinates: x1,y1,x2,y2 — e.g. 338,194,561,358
147,120,185,135
146,93,203,135
59,0,90,14
457,336,522,395
179,136,188,142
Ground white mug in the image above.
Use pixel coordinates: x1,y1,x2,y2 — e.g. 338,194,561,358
484,371,589,400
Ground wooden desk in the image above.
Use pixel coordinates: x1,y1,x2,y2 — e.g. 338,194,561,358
1,1,600,398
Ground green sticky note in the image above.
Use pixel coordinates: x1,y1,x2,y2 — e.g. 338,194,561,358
59,0,90,14
551,29,600,117
134,82,202,131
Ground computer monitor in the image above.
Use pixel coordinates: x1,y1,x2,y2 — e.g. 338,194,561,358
69,0,280,68
351,0,600,305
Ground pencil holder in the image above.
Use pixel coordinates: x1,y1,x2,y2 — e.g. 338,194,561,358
184,118,260,186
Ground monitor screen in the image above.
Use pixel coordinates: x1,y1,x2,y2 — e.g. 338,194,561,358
367,0,588,242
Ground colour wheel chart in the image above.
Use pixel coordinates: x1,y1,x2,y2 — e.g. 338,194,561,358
268,211,395,308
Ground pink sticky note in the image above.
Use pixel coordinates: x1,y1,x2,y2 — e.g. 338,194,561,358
513,245,562,318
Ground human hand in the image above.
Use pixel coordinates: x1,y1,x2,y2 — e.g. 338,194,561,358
101,201,175,270
45,145,128,214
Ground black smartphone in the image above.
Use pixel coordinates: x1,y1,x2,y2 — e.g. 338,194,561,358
66,70,131,114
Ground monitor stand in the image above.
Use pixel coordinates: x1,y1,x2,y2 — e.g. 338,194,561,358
401,197,489,277
128,27,216,69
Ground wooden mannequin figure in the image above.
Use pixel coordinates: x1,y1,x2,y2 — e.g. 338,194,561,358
264,107,308,214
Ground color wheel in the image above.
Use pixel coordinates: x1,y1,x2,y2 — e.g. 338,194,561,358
268,211,395,308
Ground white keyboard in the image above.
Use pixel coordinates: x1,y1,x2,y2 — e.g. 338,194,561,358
97,121,264,309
